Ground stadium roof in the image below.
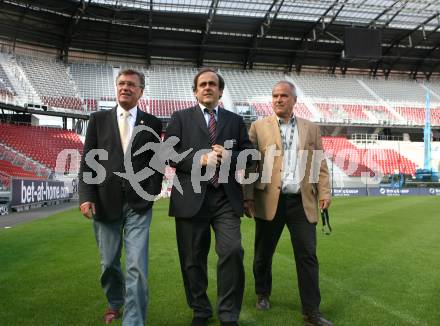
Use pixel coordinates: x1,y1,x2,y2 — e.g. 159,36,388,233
1,0,440,77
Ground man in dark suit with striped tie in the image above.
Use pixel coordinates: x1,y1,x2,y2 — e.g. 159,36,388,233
165,68,253,326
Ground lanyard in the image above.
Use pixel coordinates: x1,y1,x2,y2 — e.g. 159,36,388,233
278,118,295,152
278,118,296,170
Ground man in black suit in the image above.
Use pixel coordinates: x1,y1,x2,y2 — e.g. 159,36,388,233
165,68,253,326
79,69,162,326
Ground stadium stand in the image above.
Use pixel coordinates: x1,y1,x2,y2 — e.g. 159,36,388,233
0,123,83,171
149,66,198,116
0,60,16,105
322,137,374,177
0,144,47,189
361,78,433,104
16,55,83,111
1,53,440,126
222,70,313,119
427,83,440,100
322,136,417,177
222,69,286,103
291,74,375,102
0,64,15,96
69,62,115,111
395,106,440,125
0,159,42,180
0,52,40,107
0,53,439,185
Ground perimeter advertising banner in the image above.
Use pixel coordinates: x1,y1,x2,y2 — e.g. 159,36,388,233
369,187,440,196
428,188,440,196
332,187,440,197
11,179,72,207
332,188,368,197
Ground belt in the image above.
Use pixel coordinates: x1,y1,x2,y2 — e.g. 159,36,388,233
280,192,301,198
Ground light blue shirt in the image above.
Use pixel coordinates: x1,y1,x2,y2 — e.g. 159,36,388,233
278,116,300,194
199,103,219,126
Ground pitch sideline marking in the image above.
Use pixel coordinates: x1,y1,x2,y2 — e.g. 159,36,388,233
275,251,427,325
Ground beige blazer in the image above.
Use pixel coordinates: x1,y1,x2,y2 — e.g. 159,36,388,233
243,115,331,223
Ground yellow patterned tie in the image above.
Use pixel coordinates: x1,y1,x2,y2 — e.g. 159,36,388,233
119,110,130,153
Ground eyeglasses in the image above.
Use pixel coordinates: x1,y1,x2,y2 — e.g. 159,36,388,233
117,81,142,88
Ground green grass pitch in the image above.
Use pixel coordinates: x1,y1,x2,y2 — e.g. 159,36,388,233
0,196,439,325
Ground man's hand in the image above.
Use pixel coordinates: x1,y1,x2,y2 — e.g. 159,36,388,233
200,151,221,167
243,200,255,218
200,144,229,167
211,144,230,164
319,199,331,210
80,201,96,219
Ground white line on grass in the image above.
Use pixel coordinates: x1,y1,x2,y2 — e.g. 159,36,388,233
320,274,427,326
274,251,427,325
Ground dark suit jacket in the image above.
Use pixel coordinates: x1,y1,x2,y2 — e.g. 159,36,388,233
79,107,163,222
165,105,253,218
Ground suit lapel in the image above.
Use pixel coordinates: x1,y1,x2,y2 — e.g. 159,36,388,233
216,107,228,140
267,115,282,150
110,107,124,156
132,108,146,150
296,116,307,150
192,105,210,137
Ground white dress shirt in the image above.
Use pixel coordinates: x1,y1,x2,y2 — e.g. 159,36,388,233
199,103,219,126
117,105,138,141
278,116,301,194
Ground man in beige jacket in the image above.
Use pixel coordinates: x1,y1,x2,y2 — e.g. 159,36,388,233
243,81,332,326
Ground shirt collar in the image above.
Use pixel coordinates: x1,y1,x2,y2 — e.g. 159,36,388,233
199,103,219,115
117,105,137,119
277,114,295,126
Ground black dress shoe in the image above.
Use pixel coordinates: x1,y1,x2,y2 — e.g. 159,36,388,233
303,312,333,326
255,294,270,310
191,316,209,326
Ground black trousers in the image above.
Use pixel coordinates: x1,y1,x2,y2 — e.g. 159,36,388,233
175,186,245,322
253,193,321,313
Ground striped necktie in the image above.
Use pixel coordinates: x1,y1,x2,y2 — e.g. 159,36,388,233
205,108,219,187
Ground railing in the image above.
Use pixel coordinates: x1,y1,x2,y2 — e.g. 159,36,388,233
350,133,404,142
0,143,51,177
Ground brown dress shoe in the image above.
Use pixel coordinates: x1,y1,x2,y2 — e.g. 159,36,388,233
255,295,270,310
303,312,333,326
103,308,121,324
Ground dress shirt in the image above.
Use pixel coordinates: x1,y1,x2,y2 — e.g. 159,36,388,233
117,105,137,141
199,103,219,126
278,116,300,194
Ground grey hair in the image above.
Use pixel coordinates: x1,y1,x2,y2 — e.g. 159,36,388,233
116,69,145,89
273,80,297,97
